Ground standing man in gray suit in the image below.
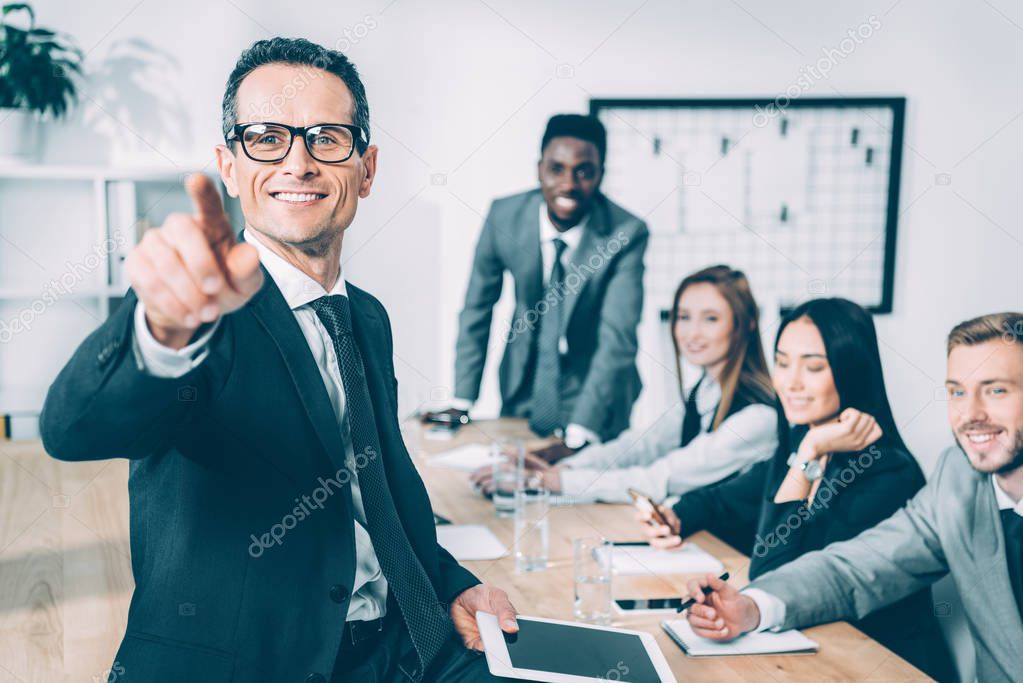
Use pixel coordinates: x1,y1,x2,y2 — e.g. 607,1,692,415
425,114,648,454
680,312,1023,683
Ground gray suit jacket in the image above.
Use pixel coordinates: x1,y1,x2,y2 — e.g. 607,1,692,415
750,446,1023,683
454,189,648,441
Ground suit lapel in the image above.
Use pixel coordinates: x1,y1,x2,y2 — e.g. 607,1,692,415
968,475,1023,648
518,191,544,310
246,263,350,475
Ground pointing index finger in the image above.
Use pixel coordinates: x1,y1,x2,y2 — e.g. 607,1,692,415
185,173,234,248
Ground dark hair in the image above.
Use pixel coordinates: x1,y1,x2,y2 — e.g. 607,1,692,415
670,265,774,429
775,298,907,452
540,114,606,163
221,37,370,153
947,311,1023,353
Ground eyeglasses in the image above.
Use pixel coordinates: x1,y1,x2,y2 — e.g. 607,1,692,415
226,122,367,164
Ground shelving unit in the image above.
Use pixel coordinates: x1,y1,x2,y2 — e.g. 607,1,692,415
0,163,214,437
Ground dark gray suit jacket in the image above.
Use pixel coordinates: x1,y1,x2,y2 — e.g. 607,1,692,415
39,272,478,682
750,446,1023,683
454,189,648,441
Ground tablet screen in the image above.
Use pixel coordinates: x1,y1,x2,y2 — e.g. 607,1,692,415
504,619,662,682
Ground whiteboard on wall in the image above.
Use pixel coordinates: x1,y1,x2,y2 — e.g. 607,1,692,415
590,97,906,318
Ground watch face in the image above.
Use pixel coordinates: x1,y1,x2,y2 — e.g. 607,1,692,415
804,460,823,482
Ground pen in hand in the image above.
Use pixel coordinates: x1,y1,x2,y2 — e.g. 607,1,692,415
676,572,730,612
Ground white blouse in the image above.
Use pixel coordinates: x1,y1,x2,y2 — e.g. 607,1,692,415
558,375,778,503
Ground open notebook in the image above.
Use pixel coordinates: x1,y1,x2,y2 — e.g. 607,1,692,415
662,619,818,657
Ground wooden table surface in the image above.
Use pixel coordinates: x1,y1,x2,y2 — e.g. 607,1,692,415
0,420,929,682
407,418,930,682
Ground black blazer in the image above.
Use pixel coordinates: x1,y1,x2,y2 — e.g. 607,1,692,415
39,271,479,682
674,428,955,681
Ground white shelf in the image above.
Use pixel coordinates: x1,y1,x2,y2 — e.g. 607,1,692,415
0,162,208,182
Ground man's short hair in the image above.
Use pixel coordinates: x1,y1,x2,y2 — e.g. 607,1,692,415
540,114,606,163
947,312,1023,354
221,37,370,154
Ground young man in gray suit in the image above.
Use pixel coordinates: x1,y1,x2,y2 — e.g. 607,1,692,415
681,312,1023,683
426,115,648,455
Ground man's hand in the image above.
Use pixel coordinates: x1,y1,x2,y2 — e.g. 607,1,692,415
684,573,761,640
635,504,684,549
449,584,518,651
803,408,883,458
125,173,263,349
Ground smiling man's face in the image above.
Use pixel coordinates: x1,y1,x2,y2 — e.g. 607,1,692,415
946,339,1023,475
216,63,377,252
537,136,602,230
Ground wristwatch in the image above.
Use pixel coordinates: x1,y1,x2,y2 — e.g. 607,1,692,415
786,452,823,482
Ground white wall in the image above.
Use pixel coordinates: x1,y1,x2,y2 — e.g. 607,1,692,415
20,1,1022,676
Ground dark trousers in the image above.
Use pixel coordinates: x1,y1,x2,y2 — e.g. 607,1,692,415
330,608,517,683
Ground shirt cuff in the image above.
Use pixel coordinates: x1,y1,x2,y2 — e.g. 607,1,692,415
565,423,600,449
450,398,474,411
742,588,786,632
132,301,219,378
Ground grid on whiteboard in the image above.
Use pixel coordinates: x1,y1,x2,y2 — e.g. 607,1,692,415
591,98,904,314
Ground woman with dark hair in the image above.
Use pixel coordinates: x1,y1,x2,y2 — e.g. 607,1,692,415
636,298,956,681
473,265,778,503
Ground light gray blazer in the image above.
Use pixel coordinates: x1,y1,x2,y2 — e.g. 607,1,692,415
749,446,1023,683
454,189,648,441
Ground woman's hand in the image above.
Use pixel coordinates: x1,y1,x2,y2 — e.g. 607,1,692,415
804,407,883,458
635,504,684,549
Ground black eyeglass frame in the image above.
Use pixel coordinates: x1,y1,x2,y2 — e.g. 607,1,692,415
226,122,368,164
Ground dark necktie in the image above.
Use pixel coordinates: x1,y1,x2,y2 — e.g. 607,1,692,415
1000,508,1023,624
680,377,704,448
310,295,452,676
529,237,567,437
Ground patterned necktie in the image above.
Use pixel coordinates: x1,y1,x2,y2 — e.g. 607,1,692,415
680,378,704,447
309,295,452,675
529,238,568,437
1000,509,1023,624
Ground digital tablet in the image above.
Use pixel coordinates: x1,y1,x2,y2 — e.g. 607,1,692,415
476,612,677,683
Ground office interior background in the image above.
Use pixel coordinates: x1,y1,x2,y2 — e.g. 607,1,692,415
0,1,1020,680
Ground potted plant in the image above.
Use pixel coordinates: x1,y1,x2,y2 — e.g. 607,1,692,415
0,2,82,161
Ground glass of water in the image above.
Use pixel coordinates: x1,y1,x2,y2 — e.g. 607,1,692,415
573,537,613,624
491,440,524,518
514,488,549,572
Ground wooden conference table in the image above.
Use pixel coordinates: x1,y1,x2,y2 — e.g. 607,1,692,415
407,418,929,682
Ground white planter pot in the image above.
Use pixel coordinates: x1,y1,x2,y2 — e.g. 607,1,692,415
0,108,41,162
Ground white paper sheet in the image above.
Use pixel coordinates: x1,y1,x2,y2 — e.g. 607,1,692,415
436,524,508,560
597,542,724,576
427,443,501,471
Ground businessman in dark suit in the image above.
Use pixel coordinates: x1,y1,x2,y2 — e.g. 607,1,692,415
425,115,648,457
40,38,517,683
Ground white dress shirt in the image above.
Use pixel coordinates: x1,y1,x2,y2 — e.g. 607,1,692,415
747,471,1023,633
131,228,388,622
454,203,597,448
557,374,777,502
